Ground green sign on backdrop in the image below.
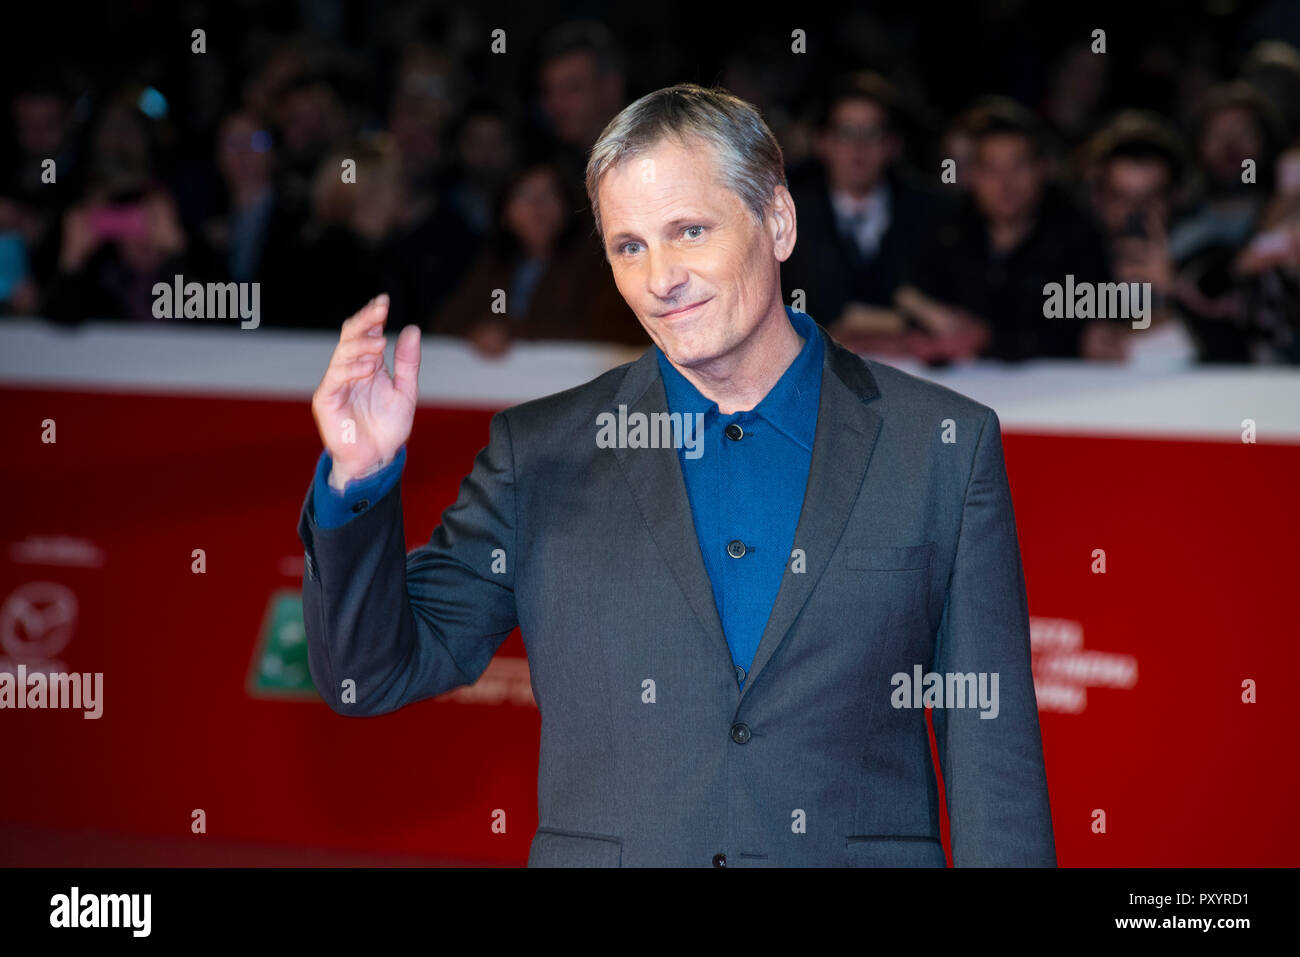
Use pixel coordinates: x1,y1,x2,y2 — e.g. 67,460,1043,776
246,589,318,700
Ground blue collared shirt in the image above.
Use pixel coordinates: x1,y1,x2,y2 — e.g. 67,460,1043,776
654,306,823,689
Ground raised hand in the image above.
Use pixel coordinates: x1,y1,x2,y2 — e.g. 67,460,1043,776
311,294,422,489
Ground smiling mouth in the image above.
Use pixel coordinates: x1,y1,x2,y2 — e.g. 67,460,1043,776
658,298,710,319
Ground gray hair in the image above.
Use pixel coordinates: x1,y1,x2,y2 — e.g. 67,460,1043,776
585,82,787,251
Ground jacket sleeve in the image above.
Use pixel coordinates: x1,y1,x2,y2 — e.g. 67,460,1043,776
930,408,1057,865
297,411,520,716
312,445,406,529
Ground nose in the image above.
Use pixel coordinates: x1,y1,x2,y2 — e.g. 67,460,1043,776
646,245,689,304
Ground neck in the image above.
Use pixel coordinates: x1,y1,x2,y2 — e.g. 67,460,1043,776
667,303,806,414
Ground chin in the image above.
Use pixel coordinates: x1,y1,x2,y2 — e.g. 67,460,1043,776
663,337,727,369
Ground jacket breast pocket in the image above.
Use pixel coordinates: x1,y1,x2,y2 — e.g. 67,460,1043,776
528,826,623,867
841,543,935,571
827,543,934,633
844,835,947,867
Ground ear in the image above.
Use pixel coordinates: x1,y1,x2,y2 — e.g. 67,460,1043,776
768,185,797,263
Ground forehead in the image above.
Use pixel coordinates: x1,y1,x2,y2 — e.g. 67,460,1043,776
1206,106,1258,134
829,97,885,126
543,50,600,85
1106,157,1169,189
599,136,734,214
976,133,1034,162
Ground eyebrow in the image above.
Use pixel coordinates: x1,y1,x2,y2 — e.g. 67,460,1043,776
606,216,709,250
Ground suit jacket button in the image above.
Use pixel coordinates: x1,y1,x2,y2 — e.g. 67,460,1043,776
730,722,751,744
351,498,370,514
712,853,726,867
726,540,747,558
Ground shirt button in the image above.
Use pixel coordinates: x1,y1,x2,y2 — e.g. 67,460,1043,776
712,853,727,867
351,499,370,514
724,423,744,441
730,722,751,744
734,664,746,686
726,540,747,558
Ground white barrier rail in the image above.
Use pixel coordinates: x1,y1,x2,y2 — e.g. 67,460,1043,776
2,319,1298,442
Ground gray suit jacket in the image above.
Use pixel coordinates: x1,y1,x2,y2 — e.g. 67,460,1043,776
297,319,1057,867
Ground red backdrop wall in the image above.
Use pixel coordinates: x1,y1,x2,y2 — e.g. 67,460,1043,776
1,384,1296,865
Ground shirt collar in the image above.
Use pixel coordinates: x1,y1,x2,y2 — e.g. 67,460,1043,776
654,305,823,451
830,181,890,219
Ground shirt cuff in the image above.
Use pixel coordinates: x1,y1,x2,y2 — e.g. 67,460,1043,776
312,445,406,529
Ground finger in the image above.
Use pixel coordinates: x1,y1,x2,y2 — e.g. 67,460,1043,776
392,324,421,404
317,342,385,396
330,333,388,366
317,356,366,398
340,294,390,343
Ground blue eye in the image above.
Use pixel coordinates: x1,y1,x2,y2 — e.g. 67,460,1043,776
685,225,704,239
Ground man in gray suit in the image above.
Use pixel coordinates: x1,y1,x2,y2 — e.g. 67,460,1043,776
298,83,1056,867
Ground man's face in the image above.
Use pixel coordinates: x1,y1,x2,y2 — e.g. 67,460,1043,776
1200,106,1264,188
970,134,1045,223
541,51,611,147
1098,158,1171,236
817,98,895,195
598,136,794,371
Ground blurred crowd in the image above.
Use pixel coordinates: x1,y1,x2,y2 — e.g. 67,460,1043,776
2,0,1298,363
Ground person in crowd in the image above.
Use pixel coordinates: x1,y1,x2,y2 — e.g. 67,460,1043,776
274,134,451,332
46,88,187,323
193,110,303,298
1240,41,1300,154
381,47,484,330
442,98,520,239
899,97,1116,363
1039,40,1112,150
1169,81,1287,263
430,159,644,354
1235,150,1300,362
780,72,953,349
534,20,626,187
1079,110,1199,361
1196,132,1300,364
0,78,80,315
387,41,461,195
0,190,41,315
1158,83,1291,361
272,69,355,212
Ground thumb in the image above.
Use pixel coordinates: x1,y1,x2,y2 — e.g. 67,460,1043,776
392,324,422,404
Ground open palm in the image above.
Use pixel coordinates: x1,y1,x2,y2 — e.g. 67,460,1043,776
311,294,422,486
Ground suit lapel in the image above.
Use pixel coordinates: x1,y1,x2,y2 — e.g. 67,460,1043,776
610,349,733,672
741,326,883,699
